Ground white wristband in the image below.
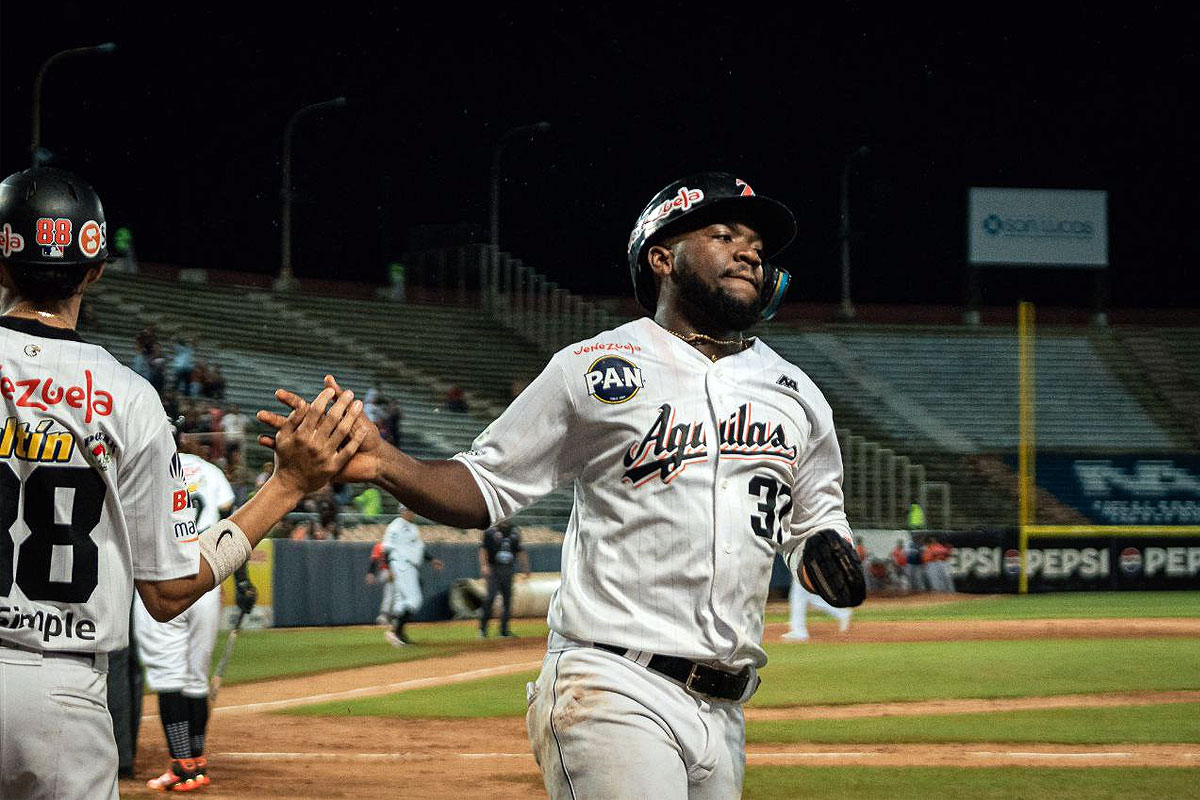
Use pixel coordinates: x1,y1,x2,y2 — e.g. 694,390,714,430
198,520,253,586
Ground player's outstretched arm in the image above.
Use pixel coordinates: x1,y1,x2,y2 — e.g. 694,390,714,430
137,387,365,621
260,375,489,529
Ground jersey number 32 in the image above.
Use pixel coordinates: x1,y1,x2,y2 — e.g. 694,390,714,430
0,463,106,602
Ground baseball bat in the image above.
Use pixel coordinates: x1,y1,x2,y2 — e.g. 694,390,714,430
208,609,247,705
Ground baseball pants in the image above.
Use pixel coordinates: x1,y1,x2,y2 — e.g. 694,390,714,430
388,560,423,617
788,579,851,639
133,584,221,696
481,567,515,634
1,645,117,800
526,633,746,800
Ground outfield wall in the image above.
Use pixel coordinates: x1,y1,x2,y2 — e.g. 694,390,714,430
270,531,1200,627
947,529,1200,592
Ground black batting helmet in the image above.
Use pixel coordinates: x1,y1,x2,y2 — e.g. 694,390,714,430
627,172,796,320
0,167,108,267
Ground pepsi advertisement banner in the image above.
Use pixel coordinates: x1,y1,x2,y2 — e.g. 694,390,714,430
1014,455,1200,525
945,529,1200,592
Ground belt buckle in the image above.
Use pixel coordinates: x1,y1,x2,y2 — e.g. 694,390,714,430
683,662,708,698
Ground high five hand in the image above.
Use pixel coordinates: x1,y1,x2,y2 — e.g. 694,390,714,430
256,385,367,493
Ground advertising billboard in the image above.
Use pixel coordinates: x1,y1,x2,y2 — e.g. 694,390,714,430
968,187,1108,267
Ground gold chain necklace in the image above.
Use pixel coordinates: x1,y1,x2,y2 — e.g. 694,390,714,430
666,328,752,361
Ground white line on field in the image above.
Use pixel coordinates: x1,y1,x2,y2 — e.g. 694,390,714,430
216,661,544,714
213,752,535,761
143,661,543,720
971,751,1134,759
212,749,1200,764
750,752,871,759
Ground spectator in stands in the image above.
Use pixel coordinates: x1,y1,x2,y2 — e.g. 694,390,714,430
891,538,912,592
205,362,226,401
206,405,225,463
908,537,930,592
221,404,249,468
383,400,403,445
299,487,341,540
189,358,210,398
147,341,167,394
135,324,158,355
225,462,251,509
445,384,469,413
171,336,196,395
353,486,384,521
906,502,927,531
254,461,274,494
309,497,342,540
855,536,878,593
364,384,385,429
925,536,955,592
132,341,154,384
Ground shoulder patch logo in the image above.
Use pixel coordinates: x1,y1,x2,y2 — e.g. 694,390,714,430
585,355,644,404
777,375,798,391
84,432,116,472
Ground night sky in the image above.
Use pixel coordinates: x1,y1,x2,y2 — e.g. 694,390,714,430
1,5,1196,308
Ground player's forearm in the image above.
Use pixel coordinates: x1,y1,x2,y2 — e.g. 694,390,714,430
228,477,305,547
136,478,304,622
373,443,489,529
134,559,218,622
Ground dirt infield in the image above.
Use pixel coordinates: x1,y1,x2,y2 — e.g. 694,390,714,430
118,614,1200,799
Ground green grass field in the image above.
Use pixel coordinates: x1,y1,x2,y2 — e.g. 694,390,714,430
284,637,1200,719
230,591,1200,799
221,591,1199,686
211,618,550,684
747,703,1200,745
766,590,1200,624
741,768,1200,800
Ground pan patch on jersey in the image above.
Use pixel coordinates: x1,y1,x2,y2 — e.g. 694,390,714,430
585,355,644,404
84,432,116,472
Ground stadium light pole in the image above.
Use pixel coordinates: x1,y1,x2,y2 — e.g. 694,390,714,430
277,96,348,291
488,121,550,306
31,42,117,166
837,145,871,321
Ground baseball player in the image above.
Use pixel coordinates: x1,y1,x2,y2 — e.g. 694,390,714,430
133,429,257,791
266,172,864,799
365,540,394,624
478,520,531,638
381,506,442,646
0,166,365,800
783,576,852,642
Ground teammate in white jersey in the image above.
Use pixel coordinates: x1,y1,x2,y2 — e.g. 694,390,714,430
0,168,367,800
265,172,859,799
381,505,442,646
134,430,257,791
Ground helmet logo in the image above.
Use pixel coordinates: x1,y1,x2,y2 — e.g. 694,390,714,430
641,186,705,228
735,179,755,197
0,223,23,257
79,220,105,258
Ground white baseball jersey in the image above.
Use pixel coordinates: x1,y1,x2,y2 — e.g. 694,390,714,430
0,318,198,652
134,453,234,694
382,516,425,567
455,317,850,670
383,516,425,616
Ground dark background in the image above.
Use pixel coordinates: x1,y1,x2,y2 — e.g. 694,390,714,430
1,5,1196,308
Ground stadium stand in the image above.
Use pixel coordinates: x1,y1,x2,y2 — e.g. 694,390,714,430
80,271,575,529
80,266,1195,531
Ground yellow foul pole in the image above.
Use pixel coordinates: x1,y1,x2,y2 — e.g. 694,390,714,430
1017,302,1036,594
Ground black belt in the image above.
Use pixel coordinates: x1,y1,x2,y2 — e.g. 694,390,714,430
594,642,754,702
